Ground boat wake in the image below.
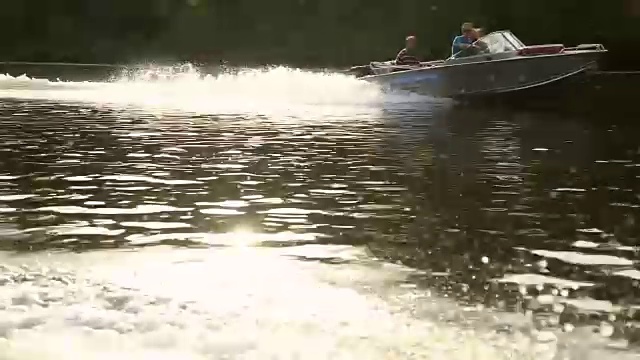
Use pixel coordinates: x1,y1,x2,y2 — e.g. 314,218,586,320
0,246,629,360
0,64,445,118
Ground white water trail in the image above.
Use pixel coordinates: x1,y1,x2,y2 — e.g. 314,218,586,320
0,247,554,360
0,246,632,360
0,64,442,118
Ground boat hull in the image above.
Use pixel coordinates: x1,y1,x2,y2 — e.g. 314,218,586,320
361,51,604,99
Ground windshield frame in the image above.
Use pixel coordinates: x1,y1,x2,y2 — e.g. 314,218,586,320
447,30,527,61
476,31,526,54
500,31,526,49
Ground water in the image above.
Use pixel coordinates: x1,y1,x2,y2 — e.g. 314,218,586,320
0,65,638,359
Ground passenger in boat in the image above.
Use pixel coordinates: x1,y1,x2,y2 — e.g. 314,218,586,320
451,22,480,58
395,35,421,66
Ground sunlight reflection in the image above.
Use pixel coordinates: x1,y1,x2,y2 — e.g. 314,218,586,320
124,230,319,246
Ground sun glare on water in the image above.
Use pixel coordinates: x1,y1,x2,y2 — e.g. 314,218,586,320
0,63,619,360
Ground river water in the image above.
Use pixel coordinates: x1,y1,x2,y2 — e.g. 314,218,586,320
0,66,638,359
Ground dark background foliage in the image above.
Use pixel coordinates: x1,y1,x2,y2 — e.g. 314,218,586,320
1,0,637,69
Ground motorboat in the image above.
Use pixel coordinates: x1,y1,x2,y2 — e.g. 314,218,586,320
347,30,607,99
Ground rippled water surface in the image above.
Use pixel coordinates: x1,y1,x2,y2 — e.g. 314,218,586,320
0,68,639,359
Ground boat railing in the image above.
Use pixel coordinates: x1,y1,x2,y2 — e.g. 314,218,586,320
421,60,445,67
370,61,441,70
563,44,607,52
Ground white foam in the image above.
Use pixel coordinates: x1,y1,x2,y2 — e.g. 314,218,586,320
521,248,633,266
100,175,202,185
119,222,192,230
123,231,319,246
493,273,594,289
0,247,635,359
48,226,125,237
33,205,193,215
0,248,516,359
0,195,36,202
614,269,640,280
0,65,444,118
195,200,249,208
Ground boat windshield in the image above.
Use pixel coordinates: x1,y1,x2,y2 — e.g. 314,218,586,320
502,31,526,48
476,31,525,54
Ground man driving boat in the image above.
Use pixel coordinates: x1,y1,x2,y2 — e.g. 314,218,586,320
395,35,421,66
451,22,481,58
471,28,489,51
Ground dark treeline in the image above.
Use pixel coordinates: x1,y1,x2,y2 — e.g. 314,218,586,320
0,0,638,69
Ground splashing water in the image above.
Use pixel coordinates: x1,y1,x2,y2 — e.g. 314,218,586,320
0,64,441,118
0,248,569,360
